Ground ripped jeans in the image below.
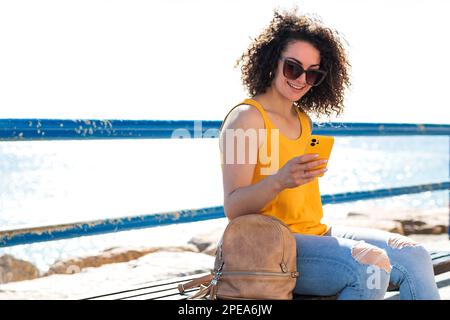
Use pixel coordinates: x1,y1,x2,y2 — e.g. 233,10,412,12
293,225,440,300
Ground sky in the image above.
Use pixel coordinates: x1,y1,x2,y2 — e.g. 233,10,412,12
0,0,449,124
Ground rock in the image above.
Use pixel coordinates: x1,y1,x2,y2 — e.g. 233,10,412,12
0,251,214,300
45,245,199,276
187,206,447,252
188,226,226,255
0,254,40,284
341,206,448,235
203,243,218,256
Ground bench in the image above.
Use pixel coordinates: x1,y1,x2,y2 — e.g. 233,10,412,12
84,251,450,300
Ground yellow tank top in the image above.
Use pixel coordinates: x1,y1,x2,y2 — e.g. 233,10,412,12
220,98,329,236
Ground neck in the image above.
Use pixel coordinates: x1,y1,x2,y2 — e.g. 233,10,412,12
253,86,295,118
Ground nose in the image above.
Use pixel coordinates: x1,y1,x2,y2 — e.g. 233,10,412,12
297,72,307,85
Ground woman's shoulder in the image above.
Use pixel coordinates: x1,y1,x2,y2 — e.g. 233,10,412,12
221,103,265,132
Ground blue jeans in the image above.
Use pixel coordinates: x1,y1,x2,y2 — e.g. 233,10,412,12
293,225,440,300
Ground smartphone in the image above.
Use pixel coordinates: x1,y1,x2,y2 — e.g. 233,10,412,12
304,135,334,177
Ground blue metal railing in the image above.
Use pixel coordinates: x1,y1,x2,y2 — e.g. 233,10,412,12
0,182,448,248
0,119,449,248
0,119,448,140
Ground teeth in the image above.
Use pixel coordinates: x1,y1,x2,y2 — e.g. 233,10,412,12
287,82,305,90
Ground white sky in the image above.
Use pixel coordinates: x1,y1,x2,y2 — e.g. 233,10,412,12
0,0,449,124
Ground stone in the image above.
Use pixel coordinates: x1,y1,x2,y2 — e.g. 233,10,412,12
343,206,448,235
0,254,40,284
188,226,225,254
45,245,199,276
0,251,214,300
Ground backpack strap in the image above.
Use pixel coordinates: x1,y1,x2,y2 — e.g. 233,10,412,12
177,273,215,300
178,273,214,294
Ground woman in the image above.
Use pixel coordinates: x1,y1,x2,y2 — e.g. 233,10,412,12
219,9,440,300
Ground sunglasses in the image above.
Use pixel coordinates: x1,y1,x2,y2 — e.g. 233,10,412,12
280,57,327,86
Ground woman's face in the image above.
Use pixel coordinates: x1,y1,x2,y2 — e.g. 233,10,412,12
272,40,322,102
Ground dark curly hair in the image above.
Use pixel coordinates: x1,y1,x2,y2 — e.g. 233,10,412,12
235,8,351,118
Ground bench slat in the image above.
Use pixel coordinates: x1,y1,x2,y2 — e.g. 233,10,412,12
85,250,450,300
89,283,182,300
123,288,198,300
430,251,450,275
86,273,209,300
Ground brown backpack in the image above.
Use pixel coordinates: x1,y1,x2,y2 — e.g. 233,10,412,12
178,214,299,300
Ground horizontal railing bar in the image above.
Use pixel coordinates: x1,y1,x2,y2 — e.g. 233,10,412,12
0,120,448,141
0,206,226,248
1,182,448,248
321,182,450,204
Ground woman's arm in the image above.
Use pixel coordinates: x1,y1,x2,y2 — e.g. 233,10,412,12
220,105,277,220
219,105,327,220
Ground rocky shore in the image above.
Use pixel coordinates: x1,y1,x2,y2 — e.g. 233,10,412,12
0,206,448,299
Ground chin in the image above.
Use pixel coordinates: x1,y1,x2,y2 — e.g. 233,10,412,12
285,92,305,102
283,87,307,102
276,82,307,101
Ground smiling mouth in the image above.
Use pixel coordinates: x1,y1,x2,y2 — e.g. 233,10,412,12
287,81,305,90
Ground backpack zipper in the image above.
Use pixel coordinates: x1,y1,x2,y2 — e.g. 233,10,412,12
264,215,289,272
221,271,299,278
271,219,287,272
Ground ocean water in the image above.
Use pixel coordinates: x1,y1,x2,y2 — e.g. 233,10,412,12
0,135,448,271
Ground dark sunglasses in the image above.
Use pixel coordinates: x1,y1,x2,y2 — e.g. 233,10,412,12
280,57,327,86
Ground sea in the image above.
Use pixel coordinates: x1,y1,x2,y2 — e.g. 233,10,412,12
0,135,448,271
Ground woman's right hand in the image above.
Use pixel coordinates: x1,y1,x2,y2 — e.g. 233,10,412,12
273,154,328,190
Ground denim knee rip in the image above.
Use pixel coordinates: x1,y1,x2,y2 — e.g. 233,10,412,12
387,234,419,249
351,241,392,273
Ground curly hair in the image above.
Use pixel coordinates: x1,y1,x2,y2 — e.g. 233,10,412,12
235,8,351,118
